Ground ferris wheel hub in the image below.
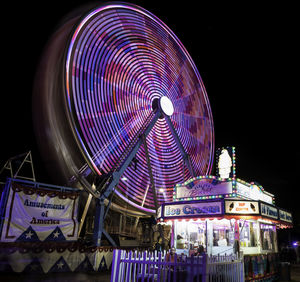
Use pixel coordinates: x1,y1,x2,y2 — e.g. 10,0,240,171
159,96,174,116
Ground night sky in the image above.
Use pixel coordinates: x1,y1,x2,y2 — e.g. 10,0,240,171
1,2,298,230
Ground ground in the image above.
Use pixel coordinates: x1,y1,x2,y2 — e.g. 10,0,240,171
1,265,300,281
0,271,111,282
289,264,300,281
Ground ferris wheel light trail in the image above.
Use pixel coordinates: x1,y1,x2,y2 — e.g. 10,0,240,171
64,3,214,214
34,2,214,246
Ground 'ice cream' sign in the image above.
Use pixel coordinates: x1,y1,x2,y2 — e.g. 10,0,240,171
164,201,223,218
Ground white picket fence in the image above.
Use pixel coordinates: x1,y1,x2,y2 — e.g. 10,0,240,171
207,254,244,282
110,250,244,282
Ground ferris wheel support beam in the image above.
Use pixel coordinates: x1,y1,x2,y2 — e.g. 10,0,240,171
93,109,162,246
93,104,196,246
93,104,195,246
164,115,195,178
142,135,158,211
99,109,162,202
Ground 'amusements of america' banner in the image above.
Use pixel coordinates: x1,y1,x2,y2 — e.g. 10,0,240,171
0,181,79,242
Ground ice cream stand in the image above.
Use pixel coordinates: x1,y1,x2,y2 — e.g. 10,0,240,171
157,176,292,257
157,147,293,279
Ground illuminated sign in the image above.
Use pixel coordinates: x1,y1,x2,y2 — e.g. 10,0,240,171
225,200,259,215
175,178,232,200
163,201,223,218
260,203,278,219
216,147,236,179
236,181,273,204
279,209,293,223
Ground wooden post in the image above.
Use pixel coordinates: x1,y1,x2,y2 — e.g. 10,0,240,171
190,255,194,282
162,252,166,282
111,249,122,282
151,251,156,281
125,251,132,282
157,251,162,282
202,254,207,282
120,250,125,281
174,253,178,282
141,251,146,281
147,251,151,280
137,251,141,279
167,251,171,282
132,251,137,282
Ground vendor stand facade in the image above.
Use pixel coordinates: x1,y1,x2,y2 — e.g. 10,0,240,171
157,176,293,257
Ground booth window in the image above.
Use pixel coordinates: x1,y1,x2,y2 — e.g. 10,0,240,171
260,223,276,251
239,221,258,247
175,221,206,250
213,220,234,246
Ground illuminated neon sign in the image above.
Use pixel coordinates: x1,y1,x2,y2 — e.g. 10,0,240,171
279,209,292,223
225,200,259,215
260,203,278,219
175,176,233,200
163,201,223,218
216,146,236,179
236,180,273,204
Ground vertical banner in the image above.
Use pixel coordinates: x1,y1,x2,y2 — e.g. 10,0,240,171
0,182,79,242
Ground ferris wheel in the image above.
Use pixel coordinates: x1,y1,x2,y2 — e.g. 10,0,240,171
33,2,214,245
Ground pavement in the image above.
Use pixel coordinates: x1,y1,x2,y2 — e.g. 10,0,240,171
1,264,300,281
288,264,300,281
0,271,112,282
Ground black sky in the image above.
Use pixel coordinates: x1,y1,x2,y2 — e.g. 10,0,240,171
1,1,298,221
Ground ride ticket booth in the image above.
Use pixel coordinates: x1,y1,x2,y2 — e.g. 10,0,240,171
157,176,293,257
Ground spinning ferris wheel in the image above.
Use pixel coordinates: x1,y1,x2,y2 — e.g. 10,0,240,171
34,2,214,245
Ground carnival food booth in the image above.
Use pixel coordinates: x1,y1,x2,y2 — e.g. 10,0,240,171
157,176,293,257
